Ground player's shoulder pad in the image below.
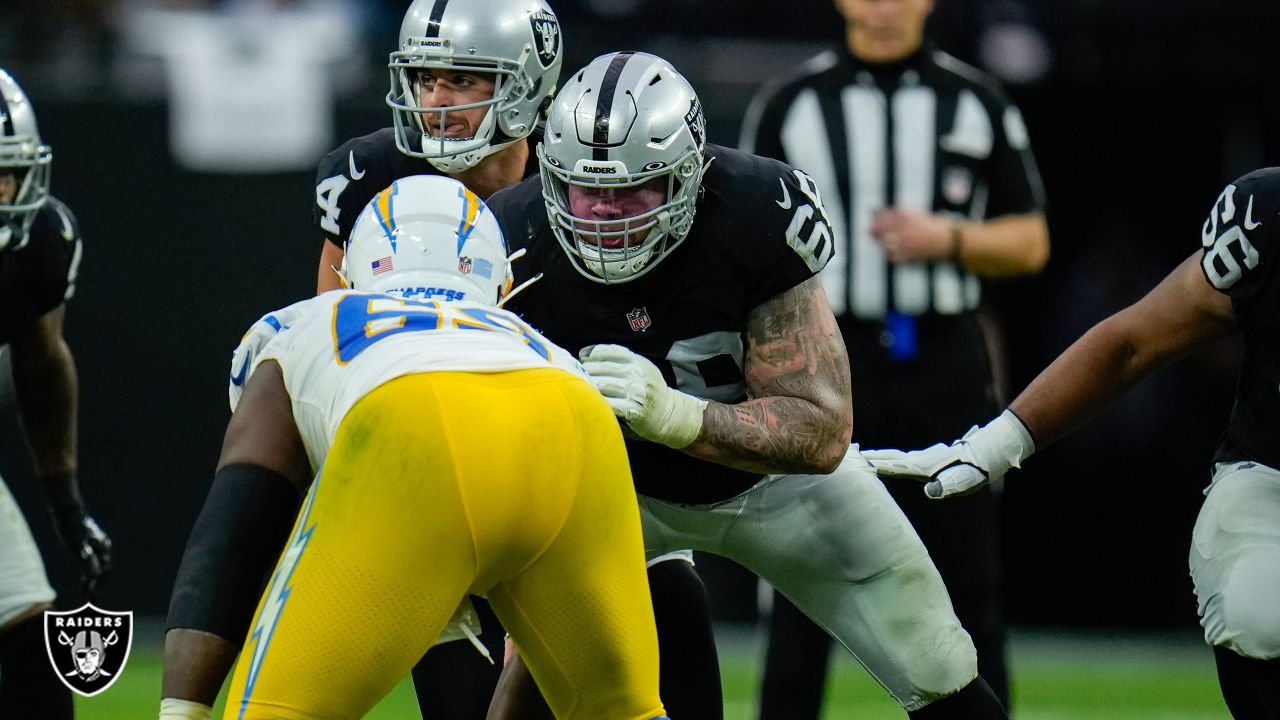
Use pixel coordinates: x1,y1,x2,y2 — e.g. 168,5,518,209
228,295,323,412
315,128,398,182
700,144,835,274
1199,167,1280,295
486,174,546,252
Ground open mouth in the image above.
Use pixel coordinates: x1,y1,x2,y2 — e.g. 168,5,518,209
425,121,473,140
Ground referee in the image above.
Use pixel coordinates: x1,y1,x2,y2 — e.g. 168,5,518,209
740,0,1048,716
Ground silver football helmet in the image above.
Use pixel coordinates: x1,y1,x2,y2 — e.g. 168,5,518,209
388,0,563,173
0,69,52,252
538,51,707,284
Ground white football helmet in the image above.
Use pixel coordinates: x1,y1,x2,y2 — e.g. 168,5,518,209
388,0,563,173
0,69,52,252
344,175,513,305
538,51,707,284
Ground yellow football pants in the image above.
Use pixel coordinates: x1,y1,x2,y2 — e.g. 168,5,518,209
225,369,664,720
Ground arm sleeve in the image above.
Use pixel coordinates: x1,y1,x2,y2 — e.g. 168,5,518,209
740,161,834,309
1199,169,1280,303
982,90,1046,218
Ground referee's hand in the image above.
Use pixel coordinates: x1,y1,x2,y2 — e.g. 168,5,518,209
870,208,950,263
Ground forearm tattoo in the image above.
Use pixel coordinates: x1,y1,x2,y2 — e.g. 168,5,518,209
690,276,852,474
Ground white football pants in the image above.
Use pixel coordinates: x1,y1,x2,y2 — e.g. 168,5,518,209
0,474,56,630
1191,460,1280,660
638,447,977,711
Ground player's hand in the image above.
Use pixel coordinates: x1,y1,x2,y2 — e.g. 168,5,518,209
862,410,1035,499
229,299,310,411
579,344,708,449
45,473,113,593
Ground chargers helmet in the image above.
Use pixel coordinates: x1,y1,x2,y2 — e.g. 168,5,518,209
388,0,563,173
344,175,512,304
0,69,52,252
538,51,707,284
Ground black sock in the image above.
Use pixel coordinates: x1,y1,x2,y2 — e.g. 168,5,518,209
649,559,724,720
759,591,833,720
0,613,74,720
907,676,1007,720
1214,646,1280,719
409,596,504,719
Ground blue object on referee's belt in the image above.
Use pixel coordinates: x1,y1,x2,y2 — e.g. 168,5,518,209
884,311,919,362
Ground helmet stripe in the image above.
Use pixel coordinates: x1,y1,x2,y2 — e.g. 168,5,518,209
424,0,450,38
374,182,400,252
455,184,484,253
591,51,636,161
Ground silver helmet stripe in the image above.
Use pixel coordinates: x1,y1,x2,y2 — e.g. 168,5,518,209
424,0,449,38
592,51,636,161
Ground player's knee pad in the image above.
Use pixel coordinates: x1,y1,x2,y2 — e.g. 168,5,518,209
166,463,301,642
1203,582,1280,660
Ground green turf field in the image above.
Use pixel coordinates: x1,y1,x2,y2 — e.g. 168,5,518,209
75,625,1229,719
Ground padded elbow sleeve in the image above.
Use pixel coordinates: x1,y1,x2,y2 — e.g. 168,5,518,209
166,463,301,642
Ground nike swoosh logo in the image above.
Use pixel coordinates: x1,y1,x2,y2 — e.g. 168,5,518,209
1245,195,1261,230
348,151,366,180
775,178,792,210
230,358,248,387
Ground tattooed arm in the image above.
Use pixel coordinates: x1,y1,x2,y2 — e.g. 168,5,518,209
683,275,853,475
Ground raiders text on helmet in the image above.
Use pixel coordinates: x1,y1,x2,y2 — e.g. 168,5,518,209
538,51,708,283
0,69,53,252
343,174,513,304
388,0,562,173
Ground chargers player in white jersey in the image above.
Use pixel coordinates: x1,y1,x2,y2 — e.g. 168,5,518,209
159,175,667,720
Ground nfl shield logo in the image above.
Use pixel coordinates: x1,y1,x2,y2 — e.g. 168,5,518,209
458,255,473,274
626,307,652,332
44,603,133,697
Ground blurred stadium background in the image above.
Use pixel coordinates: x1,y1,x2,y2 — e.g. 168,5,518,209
3,0,1279,715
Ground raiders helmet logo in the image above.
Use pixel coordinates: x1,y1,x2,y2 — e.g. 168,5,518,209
684,97,706,150
44,603,133,697
530,11,560,69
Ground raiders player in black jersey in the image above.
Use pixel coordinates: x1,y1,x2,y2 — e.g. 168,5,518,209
868,167,1280,718
0,68,111,720
487,51,1009,720
312,0,559,293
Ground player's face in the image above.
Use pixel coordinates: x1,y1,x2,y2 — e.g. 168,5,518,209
0,171,16,204
837,0,933,62
566,179,666,248
416,70,497,140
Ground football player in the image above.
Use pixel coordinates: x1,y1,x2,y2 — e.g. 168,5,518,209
0,68,112,719
311,7,564,709
313,0,562,293
866,169,1280,719
162,175,669,720
486,51,1009,719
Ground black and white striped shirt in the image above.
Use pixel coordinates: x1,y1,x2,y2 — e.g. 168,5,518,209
741,44,1045,320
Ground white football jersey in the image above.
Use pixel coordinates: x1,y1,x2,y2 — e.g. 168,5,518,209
248,290,586,472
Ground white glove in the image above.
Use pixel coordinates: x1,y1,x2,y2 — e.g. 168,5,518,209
579,344,708,449
228,298,312,412
862,410,1035,499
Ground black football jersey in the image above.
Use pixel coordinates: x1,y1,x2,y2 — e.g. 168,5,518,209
491,143,834,504
1199,168,1280,470
315,128,541,248
0,197,82,345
